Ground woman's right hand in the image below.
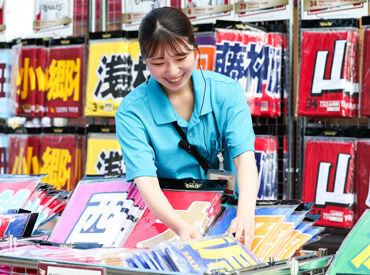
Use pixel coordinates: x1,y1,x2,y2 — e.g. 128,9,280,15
178,223,202,241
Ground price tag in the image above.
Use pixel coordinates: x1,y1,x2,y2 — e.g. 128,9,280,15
303,0,366,11
38,263,105,275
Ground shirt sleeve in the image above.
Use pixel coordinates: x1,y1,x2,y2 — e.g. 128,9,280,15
224,81,255,159
115,109,157,181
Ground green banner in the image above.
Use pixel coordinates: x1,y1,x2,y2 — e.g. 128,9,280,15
327,210,370,274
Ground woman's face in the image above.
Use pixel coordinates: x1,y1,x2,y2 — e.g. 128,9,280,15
145,40,196,95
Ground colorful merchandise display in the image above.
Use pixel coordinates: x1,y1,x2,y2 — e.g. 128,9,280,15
86,133,125,175
302,137,356,228
0,48,12,118
298,28,359,117
155,235,261,273
85,36,148,117
255,135,278,200
355,140,370,221
361,24,370,116
124,189,222,249
39,134,82,191
46,43,85,118
215,28,282,117
49,176,139,248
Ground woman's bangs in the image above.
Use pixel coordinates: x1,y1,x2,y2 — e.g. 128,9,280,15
144,31,193,58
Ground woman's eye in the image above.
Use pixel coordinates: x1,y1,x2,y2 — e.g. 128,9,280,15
177,56,187,61
151,63,164,66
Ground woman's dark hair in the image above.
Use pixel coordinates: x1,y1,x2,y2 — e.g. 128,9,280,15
139,7,196,59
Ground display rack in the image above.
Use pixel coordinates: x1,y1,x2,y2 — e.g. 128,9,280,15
0,250,332,275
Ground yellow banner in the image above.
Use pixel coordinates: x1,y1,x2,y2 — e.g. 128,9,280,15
122,12,147,23
86,135,125,175
182,4,233,17
85,39,143,117
303,0,366,11
33,18,72,30
235,0,288,12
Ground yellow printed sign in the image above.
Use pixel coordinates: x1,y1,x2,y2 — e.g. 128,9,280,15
86,134,125,175
303,0,366,11
85,39,147,117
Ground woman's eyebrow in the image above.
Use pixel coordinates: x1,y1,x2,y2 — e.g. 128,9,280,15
148,56,165,61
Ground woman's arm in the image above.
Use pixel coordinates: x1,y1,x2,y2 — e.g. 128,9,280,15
135,176,201,240
227,151,258,248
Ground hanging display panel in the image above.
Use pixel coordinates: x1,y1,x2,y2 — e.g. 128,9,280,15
0,47,11,118
302,137,356,228
298,28,359,117
8,135,40,175
46,42,84,118
215,28,282,117
39,134,81,191
34,44,48,117
85,37,148,117
86,133,125,175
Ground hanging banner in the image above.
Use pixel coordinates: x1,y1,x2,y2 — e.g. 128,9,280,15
327,210,370,275
301,0,367,19
355,140,370,221
361,25,370,117
0,0,5,32
0,48,11,118
39,135,79,191
85,38,148,117
302,138,356,228
46,44,84,118
298,29,359,117
17,46,37,116
8,135,40,175
235,0,291,21
216,29,282,117
86,133,125,175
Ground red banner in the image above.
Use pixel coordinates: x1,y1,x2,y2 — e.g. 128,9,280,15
298,29,359,117
355,140,370,221
360,27,370,116
302,138,355,228
46,45,84,118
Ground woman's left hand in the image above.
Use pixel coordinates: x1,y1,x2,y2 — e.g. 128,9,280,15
226,214,255,249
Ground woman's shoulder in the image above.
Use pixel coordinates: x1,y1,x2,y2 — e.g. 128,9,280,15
116,82,149,115
203,70,238,86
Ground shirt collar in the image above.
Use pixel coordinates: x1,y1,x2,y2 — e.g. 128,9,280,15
148,70,212,126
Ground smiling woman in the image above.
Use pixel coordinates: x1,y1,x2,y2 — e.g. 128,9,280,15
115,7,258,245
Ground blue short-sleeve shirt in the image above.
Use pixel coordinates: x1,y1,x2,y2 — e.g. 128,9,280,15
115,70,255,182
